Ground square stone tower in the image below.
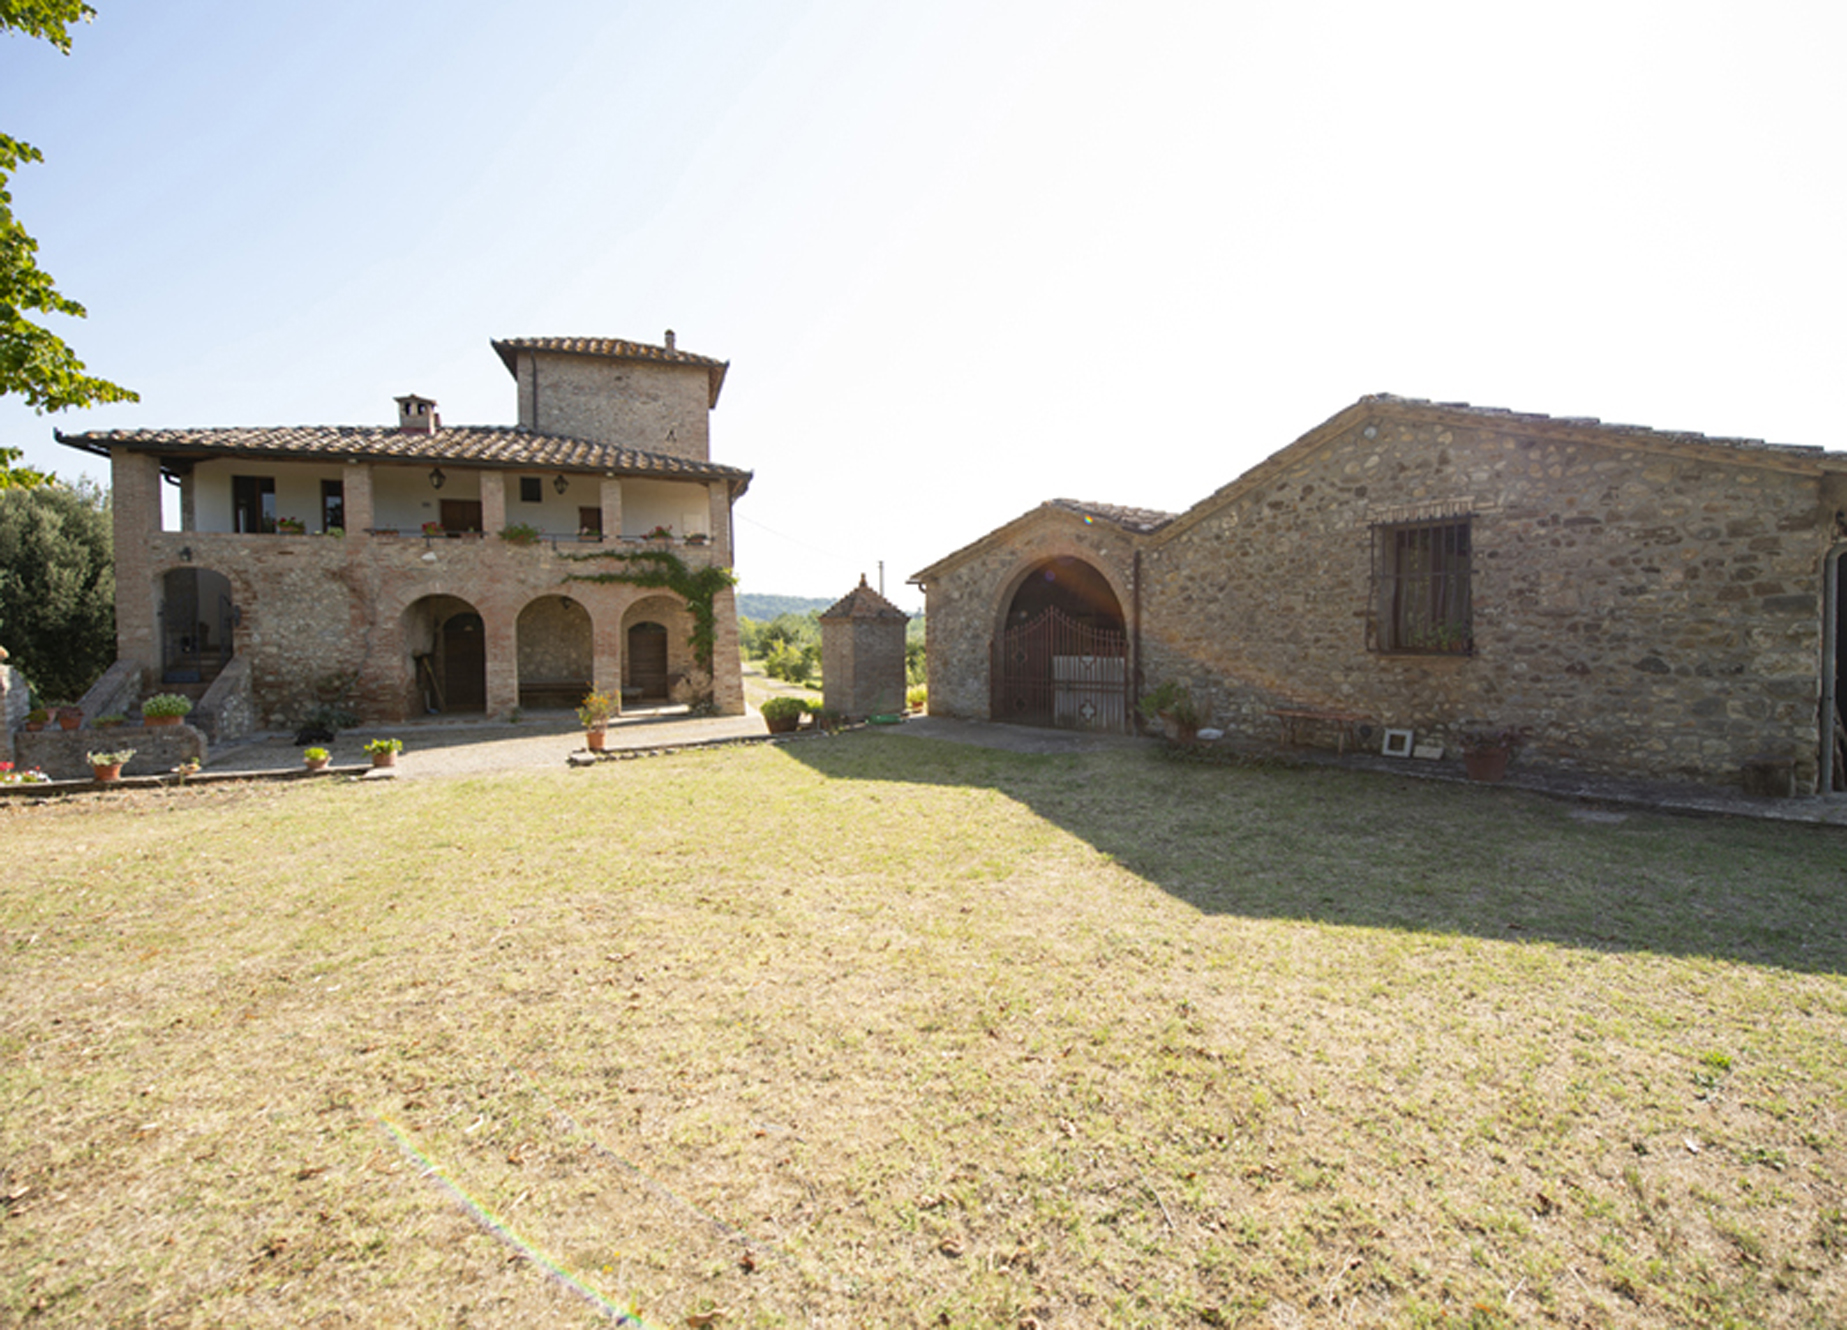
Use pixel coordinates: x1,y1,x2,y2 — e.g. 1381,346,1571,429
820,576,910,720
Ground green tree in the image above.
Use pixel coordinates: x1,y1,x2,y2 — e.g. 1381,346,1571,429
0,478,113,699
0,445,51,487
2,1,137,411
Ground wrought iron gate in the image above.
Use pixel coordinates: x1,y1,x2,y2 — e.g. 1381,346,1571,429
993,606,1130,733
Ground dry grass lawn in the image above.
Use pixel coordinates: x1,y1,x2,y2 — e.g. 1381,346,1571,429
3,733,1845,1327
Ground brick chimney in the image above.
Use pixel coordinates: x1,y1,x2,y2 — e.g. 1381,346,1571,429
395,394,440,434
663,330,675,352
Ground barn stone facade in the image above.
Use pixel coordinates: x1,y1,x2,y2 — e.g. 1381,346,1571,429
57,334,751,735
914,395,1847,794
819,576,909,720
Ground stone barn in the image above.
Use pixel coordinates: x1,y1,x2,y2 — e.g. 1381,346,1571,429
913,394,1847,794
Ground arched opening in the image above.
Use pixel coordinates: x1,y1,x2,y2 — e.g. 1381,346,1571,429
516,594,593,711
402,595,486,714
993,557,1129,731
621,593,695,706
159,567,234,685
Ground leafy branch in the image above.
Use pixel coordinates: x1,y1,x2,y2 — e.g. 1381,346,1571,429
560,548,736,681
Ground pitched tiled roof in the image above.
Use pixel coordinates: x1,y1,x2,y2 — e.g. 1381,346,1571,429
54,424,752,492
492,335,729,407
1047,498,1178,534
819,576,909,622
1360,393,1834,461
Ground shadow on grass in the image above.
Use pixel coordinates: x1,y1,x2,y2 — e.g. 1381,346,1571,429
782,731,1847,976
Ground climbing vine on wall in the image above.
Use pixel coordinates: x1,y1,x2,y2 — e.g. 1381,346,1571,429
559,548,737,680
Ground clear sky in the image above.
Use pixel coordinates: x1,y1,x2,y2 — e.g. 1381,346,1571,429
3,1,1843,612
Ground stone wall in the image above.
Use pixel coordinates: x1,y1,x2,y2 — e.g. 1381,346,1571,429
518,351,712,463
15,722,205,782
1140,416,1830,787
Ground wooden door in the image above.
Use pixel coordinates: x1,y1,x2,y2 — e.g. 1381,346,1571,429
442,612,486,711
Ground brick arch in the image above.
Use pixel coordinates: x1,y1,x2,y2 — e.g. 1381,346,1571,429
401,593,486,714
621,593,693,702
514,593,593,711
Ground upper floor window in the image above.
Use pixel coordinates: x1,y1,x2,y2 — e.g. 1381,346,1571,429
232,475,276,534
321,479,345,533
1370,519,1472,654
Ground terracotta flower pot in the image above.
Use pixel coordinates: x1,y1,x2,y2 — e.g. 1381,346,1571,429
371,751,397,769
58,711,82,731
764,714,800,734
585,727,608,752
145,715,181,728
305,757,330,772
91,764,123,783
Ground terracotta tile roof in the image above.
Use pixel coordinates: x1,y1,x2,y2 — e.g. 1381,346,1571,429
1047,498,1178,534
1362,393,1834,461
819,576,909,621
54,423,752,491
492,335,729,407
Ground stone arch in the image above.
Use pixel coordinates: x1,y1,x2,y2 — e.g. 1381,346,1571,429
621,593,694,704
402,593,486,714
157,566,236,685
989,552,1133,732
515,594,593,711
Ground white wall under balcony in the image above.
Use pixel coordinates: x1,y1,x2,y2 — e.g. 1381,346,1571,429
622,479,710,539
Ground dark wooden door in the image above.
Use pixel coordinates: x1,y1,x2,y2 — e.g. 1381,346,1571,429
442,612,486,711
439,500,483,534
627,622,670,699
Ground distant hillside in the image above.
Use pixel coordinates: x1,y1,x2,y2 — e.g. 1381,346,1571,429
736,593,833,621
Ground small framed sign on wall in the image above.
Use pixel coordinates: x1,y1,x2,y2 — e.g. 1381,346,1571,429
1382,728,1415,759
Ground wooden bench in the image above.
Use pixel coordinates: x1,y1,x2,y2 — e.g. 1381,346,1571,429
1269,708,1372,756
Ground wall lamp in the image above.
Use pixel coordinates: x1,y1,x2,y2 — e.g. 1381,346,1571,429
428,466,446,490
553,473,569,495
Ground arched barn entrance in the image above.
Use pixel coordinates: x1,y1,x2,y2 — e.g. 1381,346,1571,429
993,557,1130,732
403,595,486,714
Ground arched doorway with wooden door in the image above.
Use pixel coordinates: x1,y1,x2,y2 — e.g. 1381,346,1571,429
621,594,694,708
992,556,1130,732
401,594,487,715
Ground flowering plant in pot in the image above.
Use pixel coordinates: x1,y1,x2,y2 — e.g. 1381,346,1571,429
24,706,48,732
87,748,135,782
363,738,403,768
302,746,332,772
759,696,809,734
577,689,616,750
1138,681,1201,743
1458,725,1529,782
142,693,193,726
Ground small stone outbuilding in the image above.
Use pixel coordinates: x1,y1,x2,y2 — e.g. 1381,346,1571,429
913,394,1847,795
819,577,909,720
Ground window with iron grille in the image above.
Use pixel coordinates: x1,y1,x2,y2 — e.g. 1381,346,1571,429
1370,519,1472,654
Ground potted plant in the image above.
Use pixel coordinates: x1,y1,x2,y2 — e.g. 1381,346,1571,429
684,531,709,546
171,758,201,783
1459,725,1529,782
142,694,194,727
642,524,673,542
577,689,616,751
499,522,541,546
87,748,135,783
907,684,927,714
276,516,306,534
760,696,808,734
363,737,403,768
421,521,443,538
1139,681,1201,744
0,762,49,785
94,713,127,730
55,704,83,731
302,746,332,772
24,706,48,732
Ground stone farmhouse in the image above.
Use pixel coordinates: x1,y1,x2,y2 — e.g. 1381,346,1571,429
913,394,1847,795
56,333,751,736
